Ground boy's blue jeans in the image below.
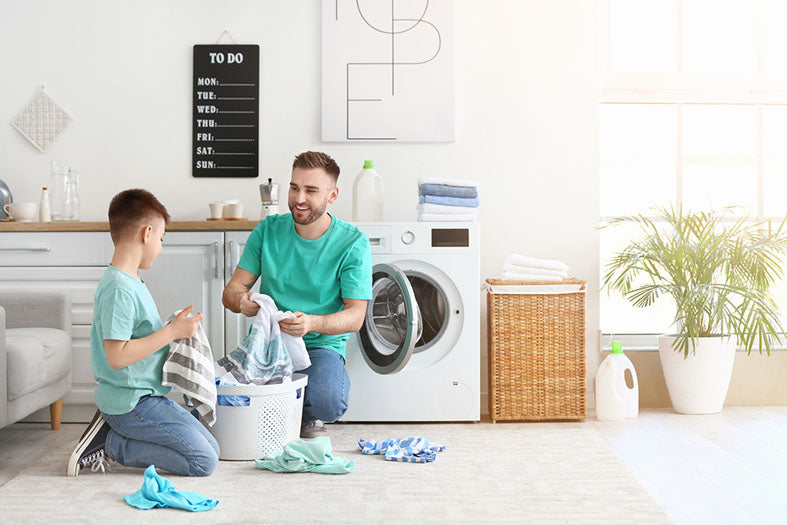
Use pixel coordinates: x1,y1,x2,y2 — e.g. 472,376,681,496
102,395,219,477
300,348,350,424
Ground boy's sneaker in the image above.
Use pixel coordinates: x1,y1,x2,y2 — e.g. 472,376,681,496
300,419,328,439
66,410,111,477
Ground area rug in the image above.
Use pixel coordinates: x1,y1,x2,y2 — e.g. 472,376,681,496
0,422,669,523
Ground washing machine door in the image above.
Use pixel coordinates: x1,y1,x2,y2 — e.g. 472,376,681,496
357,263,423,375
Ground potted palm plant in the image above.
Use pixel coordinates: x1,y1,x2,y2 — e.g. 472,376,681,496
601,205,787,414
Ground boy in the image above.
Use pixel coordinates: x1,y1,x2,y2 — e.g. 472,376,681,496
66,189,219,477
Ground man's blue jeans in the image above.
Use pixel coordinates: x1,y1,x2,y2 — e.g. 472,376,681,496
102,395,219,477
301,348,350,423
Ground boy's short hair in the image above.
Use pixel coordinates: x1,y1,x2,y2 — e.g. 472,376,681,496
292,151,340,183
108,189,170,243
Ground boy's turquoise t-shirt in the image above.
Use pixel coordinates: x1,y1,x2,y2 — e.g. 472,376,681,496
237,213,372,357
90,265,172,415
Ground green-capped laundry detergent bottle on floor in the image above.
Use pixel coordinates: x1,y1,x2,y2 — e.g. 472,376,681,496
352,160,384,221
595,341,639,421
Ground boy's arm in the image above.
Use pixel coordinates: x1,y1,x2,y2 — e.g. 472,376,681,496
104,306,202,370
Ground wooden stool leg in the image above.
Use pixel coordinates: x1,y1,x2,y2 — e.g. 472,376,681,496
50,398,63,430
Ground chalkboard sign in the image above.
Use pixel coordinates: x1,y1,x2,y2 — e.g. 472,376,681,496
192,44,259,178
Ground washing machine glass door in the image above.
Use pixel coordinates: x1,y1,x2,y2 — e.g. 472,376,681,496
357,263,423,375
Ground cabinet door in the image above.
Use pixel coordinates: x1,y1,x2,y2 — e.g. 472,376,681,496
0,266,106,405
224,231,258,352
140,232,225,359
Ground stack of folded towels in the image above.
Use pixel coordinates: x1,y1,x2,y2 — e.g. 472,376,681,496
417,177,479,222
502,253,569,282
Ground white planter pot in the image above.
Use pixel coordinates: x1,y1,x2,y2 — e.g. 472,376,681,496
657,335,736,415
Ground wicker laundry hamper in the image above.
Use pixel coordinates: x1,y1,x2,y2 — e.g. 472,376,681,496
486,278,587,422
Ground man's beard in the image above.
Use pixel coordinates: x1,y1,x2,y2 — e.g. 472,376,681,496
289,200,328,225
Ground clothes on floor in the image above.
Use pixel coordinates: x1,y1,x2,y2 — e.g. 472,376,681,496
162,313,217,426
102,395,219,477
236,213,372,359
215,293,309,385
124,465,218,511
255,436,355,474
90,265,172,415
358,437,446,463
300,348,350,424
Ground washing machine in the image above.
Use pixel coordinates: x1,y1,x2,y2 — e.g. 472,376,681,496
341,221,480,422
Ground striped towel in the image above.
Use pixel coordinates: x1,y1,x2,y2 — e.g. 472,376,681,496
419,183,478,199
358,437,446,463
162,316,217,426
216,293,309,385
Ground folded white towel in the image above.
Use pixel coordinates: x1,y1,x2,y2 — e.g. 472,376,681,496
418,212,477,222
505,254,569,272
418,177,480,188
503,262,568,279
417,203,478,215
502,271,563,282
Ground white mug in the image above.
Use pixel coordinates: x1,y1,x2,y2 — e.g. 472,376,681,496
224,202,244,219
4,202,37,222
209,202,224,219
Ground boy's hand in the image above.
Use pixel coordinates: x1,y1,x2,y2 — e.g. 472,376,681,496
170,305,203,340
240,292,260,317
279,312,312,337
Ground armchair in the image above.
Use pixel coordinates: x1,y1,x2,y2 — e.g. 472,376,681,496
0,291,72,430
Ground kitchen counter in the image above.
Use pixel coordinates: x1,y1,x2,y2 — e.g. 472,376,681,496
0,220,258,232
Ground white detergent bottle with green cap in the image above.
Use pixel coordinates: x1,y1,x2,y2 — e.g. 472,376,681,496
352,160,384,221
595,341,639,421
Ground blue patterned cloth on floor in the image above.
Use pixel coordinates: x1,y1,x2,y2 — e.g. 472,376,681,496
358,437,446,463
123,465,219,511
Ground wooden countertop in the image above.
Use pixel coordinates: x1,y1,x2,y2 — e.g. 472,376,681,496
0,220,259,232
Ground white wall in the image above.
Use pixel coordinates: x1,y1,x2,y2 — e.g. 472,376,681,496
0,1,601,405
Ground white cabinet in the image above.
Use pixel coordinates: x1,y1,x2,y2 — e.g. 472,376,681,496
0,228,255,421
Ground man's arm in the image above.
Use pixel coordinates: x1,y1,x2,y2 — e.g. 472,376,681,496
278,298,367,338
104,306,202,370
222,267,260,315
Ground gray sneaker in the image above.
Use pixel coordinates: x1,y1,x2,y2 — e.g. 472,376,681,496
300,419,327,439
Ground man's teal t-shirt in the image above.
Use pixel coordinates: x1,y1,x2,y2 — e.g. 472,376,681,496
90,265,172,415
237,213,372,357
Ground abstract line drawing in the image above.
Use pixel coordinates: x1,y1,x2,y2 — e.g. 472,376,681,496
322,0,454,142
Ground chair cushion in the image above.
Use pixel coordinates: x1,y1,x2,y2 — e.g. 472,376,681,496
6,328,71,401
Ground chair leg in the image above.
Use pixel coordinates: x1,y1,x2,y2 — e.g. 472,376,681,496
50,398,63,430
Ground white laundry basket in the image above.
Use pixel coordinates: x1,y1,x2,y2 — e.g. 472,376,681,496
211,373,308,460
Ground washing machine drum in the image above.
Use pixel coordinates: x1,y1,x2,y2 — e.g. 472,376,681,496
358,263,423,374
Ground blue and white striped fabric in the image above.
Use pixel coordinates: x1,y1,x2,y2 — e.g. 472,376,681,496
358,437,446,463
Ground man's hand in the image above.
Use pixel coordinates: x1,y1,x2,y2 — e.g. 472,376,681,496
279,312,312,337
239,292,261,317
169,305,203,339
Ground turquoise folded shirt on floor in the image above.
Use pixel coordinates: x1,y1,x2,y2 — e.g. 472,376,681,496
255,436,355,474
124,465,219,511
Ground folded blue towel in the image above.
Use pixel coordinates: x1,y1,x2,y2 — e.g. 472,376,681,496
124,465,219,512
419,184,478,199
419,194,480,207
358,437,446,463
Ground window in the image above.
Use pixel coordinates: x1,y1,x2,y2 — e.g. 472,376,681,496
600,0,787,348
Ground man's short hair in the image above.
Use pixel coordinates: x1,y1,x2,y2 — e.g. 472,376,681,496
108,189,170,243
292,151,340,183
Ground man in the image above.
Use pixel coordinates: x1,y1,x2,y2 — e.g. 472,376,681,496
222,151,372,438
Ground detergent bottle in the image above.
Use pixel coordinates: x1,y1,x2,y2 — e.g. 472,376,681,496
352,160,384,221
595,341,639,420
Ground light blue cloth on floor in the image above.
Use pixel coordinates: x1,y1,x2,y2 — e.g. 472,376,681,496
418,194,480,208
255,436,355,474
123,465,219,511
419,183,478,199
358,437,446,463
